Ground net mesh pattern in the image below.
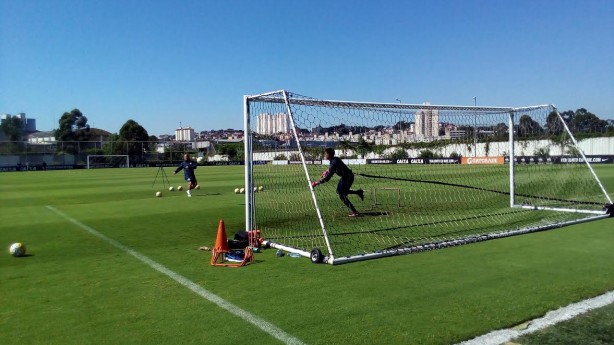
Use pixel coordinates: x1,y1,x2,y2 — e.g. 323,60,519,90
247,91,608,260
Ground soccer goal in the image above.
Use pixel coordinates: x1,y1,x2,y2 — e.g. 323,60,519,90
244,90,612,264
86,155,130,169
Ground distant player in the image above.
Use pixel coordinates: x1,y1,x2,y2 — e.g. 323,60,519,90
174,154,198,197
311,148,364,217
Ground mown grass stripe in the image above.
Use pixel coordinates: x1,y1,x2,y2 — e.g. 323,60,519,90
456,290,614,345
45,205,306,345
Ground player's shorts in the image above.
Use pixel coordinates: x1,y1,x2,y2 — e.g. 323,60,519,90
337,174,354,195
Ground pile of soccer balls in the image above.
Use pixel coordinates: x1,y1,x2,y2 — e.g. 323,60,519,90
156,185,187,197
9,242,26,257
234,186,264,194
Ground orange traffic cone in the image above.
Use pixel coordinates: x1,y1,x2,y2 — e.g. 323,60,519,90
210,219,254,267
213,219,230,252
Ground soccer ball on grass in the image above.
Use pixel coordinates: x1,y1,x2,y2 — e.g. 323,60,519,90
9,242,26,257
234,188,240,194
156,191,162,197
177,186,183,191
169,186,174,191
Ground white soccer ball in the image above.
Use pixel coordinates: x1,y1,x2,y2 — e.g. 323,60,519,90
169,186,174,191
156,191,162,197
253,187,258,192
197,156,204,164
234,188,240,194
258,186,264,192
239,188,245,194
9,243,26,257
177,186,183,191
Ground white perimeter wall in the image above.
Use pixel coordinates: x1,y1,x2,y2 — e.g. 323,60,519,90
253,137,614,161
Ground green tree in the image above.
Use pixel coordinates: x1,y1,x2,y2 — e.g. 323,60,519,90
386,148,408,159
55,109,91,141
484,139,491,157
572,108,608,133
117,120,150,164
372,145,386,156
119,119,149,142
517,115,543,138
493,123,508,138
545,111,564,136
418,149,442,158
355,137,373,158
534,147,550,158
55,109,91,154
0,116,24,141
217,143,243,160
338,140,353,157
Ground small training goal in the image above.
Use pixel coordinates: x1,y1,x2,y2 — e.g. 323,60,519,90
86,155,130,169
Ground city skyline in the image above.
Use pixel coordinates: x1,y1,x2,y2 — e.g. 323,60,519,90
1,1,612,136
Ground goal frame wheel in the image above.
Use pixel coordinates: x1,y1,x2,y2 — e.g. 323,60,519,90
310,248,324,264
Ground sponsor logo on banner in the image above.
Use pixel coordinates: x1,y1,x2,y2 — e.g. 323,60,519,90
429,158,460,164
461,156,505,165
288,160,322,165
368,159,395,164
557,156,614,164
367,158,460,165
506,155,614,164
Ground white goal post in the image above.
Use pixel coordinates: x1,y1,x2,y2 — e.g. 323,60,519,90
86,155,130,169
244,90,612,265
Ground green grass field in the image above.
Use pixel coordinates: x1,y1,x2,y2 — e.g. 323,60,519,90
254,162,609,259
1,165,613,344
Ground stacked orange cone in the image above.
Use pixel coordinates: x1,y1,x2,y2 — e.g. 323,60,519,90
210,219,253,267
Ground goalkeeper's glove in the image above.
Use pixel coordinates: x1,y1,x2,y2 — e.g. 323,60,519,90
311,181,320,188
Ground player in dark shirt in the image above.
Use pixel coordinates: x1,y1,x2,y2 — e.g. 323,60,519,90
174,154,198,197
311,148,364,217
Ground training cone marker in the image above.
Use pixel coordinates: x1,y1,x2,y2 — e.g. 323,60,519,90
210,219,253,267
213,219,230,252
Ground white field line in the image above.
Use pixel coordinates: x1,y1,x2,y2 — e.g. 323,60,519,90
456,290,614,345
46,205,306,345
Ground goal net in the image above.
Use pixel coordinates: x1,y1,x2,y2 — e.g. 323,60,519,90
86,155,130,169
244,90,612,264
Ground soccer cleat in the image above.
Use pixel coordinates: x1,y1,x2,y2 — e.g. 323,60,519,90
357,189,364,201
348,212,360,217
187,191,192,197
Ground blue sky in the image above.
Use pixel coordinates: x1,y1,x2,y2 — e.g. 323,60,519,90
1,0,612,136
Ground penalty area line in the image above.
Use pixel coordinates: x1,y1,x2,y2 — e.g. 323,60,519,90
456,290,614,345
45,205,306,345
